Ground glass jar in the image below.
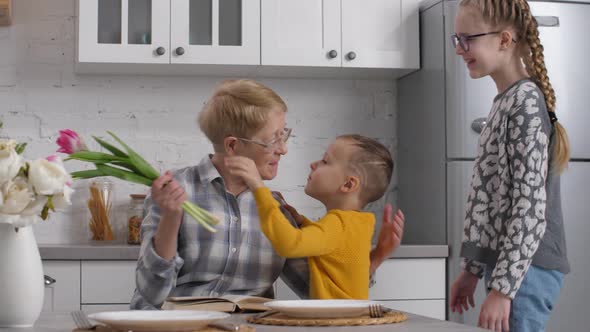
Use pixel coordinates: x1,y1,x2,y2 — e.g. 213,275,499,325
88,180,115,241
127,194,146,245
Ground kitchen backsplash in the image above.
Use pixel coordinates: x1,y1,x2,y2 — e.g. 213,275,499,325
0,0,398,244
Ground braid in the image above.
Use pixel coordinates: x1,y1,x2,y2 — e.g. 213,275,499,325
519,0,570,173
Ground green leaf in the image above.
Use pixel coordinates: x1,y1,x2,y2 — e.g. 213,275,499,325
107,131,160,180
47,196,55,212
41,204,49,220
66,151,129,164
71,169,105,179
93,136,128,158
15,143,27,154
95,164,153,186
111,161,142,174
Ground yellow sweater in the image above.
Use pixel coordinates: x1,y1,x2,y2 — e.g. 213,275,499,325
253,187,375,299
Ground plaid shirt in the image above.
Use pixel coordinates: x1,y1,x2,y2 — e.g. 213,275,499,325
130,156,309,309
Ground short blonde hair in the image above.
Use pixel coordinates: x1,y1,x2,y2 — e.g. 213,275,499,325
338,134,394,206
198,79,287,150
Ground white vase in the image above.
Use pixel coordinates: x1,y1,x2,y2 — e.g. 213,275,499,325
0,223,44,327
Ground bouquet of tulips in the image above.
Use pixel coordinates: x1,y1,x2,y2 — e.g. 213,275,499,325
56,129,219,232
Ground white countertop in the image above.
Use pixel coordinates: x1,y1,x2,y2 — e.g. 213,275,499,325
38,243,449,260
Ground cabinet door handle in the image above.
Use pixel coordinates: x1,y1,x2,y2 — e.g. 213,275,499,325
327,50,338,59
471,118,487,134
346,51,357,60
155,47,166,56
175,47,185,56
44,275,56,286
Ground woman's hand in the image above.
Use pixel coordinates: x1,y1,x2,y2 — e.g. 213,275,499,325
151,171,187,219
478,289,511,332
450,270,479,314
225,156,265,190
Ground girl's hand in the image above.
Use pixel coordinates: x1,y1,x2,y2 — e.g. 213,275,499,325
478,289,511,332
225,156,264,190
151,171,187,218
450,270,479,314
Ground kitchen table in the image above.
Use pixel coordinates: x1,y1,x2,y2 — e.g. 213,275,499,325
0,312,485,331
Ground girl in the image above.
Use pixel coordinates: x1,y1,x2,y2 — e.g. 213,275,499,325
448,0,570,331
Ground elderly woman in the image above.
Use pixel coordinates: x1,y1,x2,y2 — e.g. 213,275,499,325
130,79,403,309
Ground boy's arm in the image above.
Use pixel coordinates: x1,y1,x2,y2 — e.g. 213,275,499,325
254,187,343,258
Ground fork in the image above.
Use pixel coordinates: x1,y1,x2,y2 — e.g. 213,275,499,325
368,304,393,318
71,310,94,330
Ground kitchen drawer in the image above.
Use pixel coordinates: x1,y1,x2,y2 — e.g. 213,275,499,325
81,260,136,304
369,258,445,300
42,260,81,312
378,299,445,320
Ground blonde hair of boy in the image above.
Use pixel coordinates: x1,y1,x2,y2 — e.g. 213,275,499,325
338,134,394,205
198,79,288,152
460,0,570,173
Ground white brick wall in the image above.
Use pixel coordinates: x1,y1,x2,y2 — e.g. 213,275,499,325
0,0,398,244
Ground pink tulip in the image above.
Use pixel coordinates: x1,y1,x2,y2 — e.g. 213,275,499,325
56,129,87,154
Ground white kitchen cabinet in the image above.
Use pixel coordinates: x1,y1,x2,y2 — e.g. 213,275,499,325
274,258,446,320
78,0,171,64
261,0,341,67
42,261,81,313
81,261,137,304
341,0,419,69
170,0,260,65
261,0,419,70
78,0,258,66
369,259,445,300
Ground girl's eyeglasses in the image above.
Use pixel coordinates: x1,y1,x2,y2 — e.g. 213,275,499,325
236,127,293,152
451,31,517,52
451,31,501,52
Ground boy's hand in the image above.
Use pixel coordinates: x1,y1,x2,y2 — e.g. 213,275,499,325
225,156,264,190
376,205,405,258
274,191,305,226
370,204,405,274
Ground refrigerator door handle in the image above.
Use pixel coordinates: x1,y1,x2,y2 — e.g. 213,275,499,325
471,118,487,134
535,16,560,27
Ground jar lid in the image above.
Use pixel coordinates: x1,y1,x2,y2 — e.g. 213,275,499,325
130,194,147,199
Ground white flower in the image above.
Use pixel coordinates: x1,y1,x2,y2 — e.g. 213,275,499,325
52,184,74,210
0,177,35,215
21,196,48,216
28,157,70,195
0,139,23,184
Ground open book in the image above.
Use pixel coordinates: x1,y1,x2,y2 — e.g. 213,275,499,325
162,295,272,313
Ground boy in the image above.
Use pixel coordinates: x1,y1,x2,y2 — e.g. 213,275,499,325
226,134,398,299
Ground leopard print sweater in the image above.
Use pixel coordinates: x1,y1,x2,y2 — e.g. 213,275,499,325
460,79,557,299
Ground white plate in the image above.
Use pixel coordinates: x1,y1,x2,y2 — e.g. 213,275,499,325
264,300,376,318
87,310,230,332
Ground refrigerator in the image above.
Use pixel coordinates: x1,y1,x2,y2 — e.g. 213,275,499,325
397,0,590,330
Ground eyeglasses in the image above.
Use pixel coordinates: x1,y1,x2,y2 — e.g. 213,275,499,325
451,31,501,52
237,127,292,152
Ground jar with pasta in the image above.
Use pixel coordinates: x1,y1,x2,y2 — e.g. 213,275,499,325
127,194,146,245
87,180,114,241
